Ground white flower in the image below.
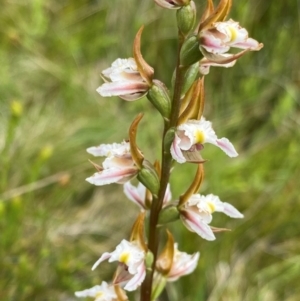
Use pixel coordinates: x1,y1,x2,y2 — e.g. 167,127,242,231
75,281,117,301
199,19,263,74
86,141,138,186
170,117,238,163
97,58,149,101
92,240,146,292
123,182,171,210
180,194,243,241
168,244,200,282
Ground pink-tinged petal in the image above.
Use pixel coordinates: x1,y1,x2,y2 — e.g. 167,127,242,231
102,156,135,169
223,202,244,218
119,91,148,101
124,263,146,291
87,141,130,157
200,34,230,54
163,183,172,206
86,167,138,186
109,70,142,82
113,264,133,286
168,252,200,282
199,60,236,75
170,134,186,164
200,47,249,65
233,38,263,51
123,182,146,210
97,81,149,98
92,252,111,271
215,138,238,157
180,209,215,241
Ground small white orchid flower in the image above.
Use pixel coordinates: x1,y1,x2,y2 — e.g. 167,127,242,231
168,243,200,282
86,141,138,186
123,182,171,210
92,239,146,292
180,194,244,241
170,117,238,164
97,58,150,101
75,281,118,301
199,19,263,74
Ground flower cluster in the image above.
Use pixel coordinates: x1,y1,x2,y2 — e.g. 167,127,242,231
75,0,263,300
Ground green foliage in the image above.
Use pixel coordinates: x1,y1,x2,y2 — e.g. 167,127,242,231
0,0,299,300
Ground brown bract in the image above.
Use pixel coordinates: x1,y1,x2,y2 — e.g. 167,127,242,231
133,26,154,86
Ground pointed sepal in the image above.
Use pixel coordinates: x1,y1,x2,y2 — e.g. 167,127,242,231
129,113,145,169
129,212,148,251
156,230,175,275
179,164,204,207
133,26,154,86
198,0,232,32
178,77,205,125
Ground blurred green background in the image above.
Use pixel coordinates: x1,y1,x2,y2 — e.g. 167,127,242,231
0,0,299,300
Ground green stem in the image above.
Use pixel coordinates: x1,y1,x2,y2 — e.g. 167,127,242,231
140,32,186,301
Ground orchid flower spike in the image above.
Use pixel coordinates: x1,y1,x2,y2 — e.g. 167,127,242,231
123,182,171,210
167,243,200,282
97,58,150,101
199,19,263,74
180,193,243,241
86,141,138,186
75,281,126,301
170,117,238,164
92,239,146,292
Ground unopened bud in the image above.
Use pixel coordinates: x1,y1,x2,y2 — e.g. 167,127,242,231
158,204,180,225
137,160,160,197
181,62,199,97
180,35,203,66
163,128,176,153
177,1,196,36
147,80,171,119
145,250,154,270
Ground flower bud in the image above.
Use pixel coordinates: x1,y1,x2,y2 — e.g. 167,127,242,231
137,160,160,197
158,204,180,225
145,250,154,270
163,128,176,153
147,80,171,119
176,1,196,36
181,62,199,97
180,35,203,66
